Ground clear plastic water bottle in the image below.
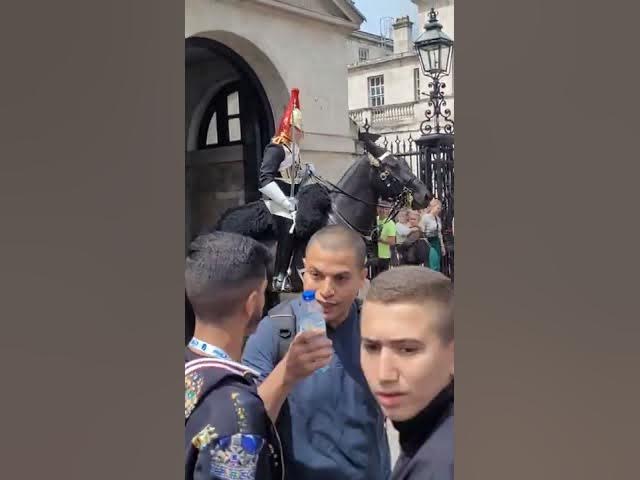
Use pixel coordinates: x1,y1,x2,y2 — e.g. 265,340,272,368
299,290,329,372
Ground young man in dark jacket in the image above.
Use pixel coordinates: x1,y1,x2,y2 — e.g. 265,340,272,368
185,232,283,480
361,266,454,480
242,225,391,480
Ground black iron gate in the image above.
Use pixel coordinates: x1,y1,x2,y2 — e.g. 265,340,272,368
416,133,454,281
368,129,455,281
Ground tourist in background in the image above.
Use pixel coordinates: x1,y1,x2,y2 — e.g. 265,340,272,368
393,209,411,266
397,210,428,266
421,199,446,272
395,209,411,244
374,204,397,278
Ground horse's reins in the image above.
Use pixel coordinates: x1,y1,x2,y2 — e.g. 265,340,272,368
307,169,411,241
307,170,410,210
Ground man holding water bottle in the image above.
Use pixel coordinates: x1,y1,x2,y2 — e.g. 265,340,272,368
242,225,391,480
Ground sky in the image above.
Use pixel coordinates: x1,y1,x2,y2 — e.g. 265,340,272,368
353,0,419,36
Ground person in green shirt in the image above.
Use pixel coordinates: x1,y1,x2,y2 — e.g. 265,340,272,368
374,205,397,278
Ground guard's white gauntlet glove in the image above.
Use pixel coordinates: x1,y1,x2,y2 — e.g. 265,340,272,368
259,181,296,212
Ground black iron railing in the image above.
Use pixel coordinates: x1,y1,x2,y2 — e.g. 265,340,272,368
361,122,454,281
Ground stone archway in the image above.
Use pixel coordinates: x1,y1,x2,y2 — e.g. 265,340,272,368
185,34,288,248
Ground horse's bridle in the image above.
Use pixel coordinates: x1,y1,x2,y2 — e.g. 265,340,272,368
307,159,415,240
307,155,414,207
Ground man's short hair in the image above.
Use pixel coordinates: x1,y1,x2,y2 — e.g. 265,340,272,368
306,225,367,268
366,266,453,343
185,231,271,322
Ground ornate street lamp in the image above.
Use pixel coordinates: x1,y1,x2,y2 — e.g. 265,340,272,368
414,8,454,135
414,8,455,280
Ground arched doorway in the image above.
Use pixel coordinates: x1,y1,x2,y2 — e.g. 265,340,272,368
185,36,274,247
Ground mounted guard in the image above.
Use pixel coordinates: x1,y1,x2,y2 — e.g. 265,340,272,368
259,88,309,291
211,94,432,299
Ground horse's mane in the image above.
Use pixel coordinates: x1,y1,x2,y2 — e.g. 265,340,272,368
336,154,369,189
295,184,331,239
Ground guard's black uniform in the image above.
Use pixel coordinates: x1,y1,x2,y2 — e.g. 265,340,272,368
259,142,300,197
258,142,301,288
185,349,284,480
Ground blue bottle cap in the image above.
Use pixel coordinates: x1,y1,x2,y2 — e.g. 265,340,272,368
302,290,316,301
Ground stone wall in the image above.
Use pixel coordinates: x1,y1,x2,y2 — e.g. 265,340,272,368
186,0,360,181
186,146,245,239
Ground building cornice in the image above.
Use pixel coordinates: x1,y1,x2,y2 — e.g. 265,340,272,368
351,30,393,48
347,51,418,70
332,0,366,24
251,0,362,30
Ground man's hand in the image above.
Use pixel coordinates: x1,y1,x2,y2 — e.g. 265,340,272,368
283,330,333,386
257,330,333,422
303,163,316,177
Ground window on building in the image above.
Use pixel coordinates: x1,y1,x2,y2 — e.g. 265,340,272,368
205,112,219,145
414,68,421,102
227,90,241,142
359,47,369,62
199,83,242,148
368,75,384,107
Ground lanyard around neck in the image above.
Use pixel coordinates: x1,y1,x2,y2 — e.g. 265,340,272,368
188,337,231,361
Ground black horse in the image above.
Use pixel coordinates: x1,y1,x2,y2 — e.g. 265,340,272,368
185,139,431,342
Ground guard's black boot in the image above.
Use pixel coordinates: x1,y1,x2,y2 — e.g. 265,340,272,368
273,217,295,293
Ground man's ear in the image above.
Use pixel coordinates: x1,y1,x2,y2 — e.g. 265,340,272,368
244,289,259,318
358,267,367,288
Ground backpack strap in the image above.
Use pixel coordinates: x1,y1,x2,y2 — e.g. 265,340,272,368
268,298,363,364
268,302,296,364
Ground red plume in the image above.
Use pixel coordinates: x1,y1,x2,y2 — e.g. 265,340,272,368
274,88,302,143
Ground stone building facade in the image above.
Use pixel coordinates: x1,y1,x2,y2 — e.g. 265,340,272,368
347,0,454,144
185,0,365,245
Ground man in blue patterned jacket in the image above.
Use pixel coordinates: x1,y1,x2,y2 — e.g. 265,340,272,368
184,231,284,480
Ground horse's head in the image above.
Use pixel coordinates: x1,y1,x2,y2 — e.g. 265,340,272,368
360,135,432,209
